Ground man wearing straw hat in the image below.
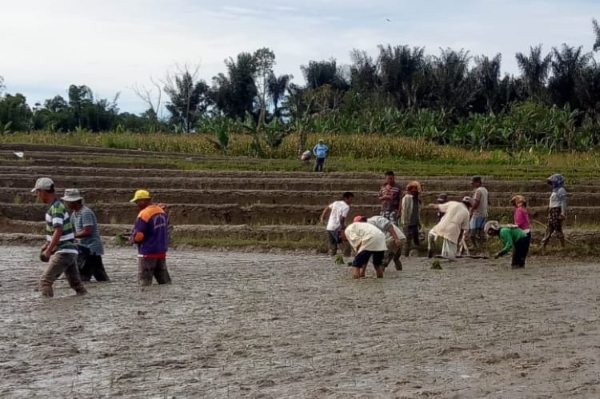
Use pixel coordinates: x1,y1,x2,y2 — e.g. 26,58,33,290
129,189,172,286
62,188,110,282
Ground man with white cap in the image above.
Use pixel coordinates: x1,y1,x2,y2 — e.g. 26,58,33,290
32,177,87,297
129,189,172,286
426,196,472,260
62,188,110,282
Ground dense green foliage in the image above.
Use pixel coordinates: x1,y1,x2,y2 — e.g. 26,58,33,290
2,20,600,152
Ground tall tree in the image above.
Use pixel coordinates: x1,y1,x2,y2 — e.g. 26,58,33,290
253,48,276,129
267,73,293,120
515,45,552,99
471,53,502,113
212,52,258,119
163,65,212,133
548,44,591,108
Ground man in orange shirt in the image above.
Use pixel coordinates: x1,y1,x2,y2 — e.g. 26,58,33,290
130,190,172,286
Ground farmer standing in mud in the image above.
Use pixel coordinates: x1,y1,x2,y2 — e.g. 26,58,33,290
352,215,405,271
340,221,388,279
400,181,422,256
32,177,87,297
469,176,489,254
320,192,354,256
378,171,401,226
313,139,329,172
540,174,567,249
62,188,110,282
130,189,172,286
426,197,472,260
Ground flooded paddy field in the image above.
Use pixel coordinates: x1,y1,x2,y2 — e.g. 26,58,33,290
1,246,599,398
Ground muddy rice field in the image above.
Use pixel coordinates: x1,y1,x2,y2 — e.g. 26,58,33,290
1,246,600,398
1,144,600,398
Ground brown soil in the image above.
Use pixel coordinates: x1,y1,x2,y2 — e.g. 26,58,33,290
1,246,599,398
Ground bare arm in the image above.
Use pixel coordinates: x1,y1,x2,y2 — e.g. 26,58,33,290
387,225,401,243
75,225,93,239
320,206,331,223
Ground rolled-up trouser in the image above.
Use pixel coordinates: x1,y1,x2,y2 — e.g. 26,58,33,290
383,240,403,270
40,253,87,297
138,257,172,286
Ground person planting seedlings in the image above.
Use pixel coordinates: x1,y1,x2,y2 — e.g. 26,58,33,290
130,189,172,286
485,221,531,268
540,174,567,249
320,192,354,256
426,197,472,260
436,193,448,222
353,215,406,271
62,188,110,283
32,177,87,298
340,222,387,279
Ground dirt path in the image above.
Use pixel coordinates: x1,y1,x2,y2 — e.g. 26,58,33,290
1,246,599,398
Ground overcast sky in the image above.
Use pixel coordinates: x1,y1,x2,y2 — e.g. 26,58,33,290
2,0,600,115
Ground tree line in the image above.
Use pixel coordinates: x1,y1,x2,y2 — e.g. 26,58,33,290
2,19,600,152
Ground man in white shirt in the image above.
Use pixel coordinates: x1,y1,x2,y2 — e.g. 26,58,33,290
426,197,472,260
353,215,406,270
320,192,354,256
341,222,388,278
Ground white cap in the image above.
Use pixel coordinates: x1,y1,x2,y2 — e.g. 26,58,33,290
31,177,54,192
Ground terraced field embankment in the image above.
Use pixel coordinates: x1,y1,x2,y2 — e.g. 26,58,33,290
1,144,599,253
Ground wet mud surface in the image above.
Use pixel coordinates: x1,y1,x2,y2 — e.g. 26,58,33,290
1,246,599,398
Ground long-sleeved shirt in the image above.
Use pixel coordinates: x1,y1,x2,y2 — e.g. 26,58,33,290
429,201,470,244
513,207,530,231
549,188,567,215
498,227,528,256
313,143,328,158
131,204,169,258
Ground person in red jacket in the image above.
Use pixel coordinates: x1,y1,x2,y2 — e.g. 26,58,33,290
129,189,172,286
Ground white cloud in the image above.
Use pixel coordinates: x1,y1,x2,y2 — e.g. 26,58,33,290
1,0,599,114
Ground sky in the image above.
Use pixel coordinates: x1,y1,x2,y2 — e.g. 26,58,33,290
2,0,600,115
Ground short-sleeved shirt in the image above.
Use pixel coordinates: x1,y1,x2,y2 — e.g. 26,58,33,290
45,199,78,254
344,222,387,253
72,206,104,256
472,187,489,218
379,183,401,212
326,200,350,231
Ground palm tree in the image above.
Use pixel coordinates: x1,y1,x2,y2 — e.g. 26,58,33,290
593,18,600,52
515,45,552,99
472,53,502,113
548,44,591,108
267,73,293,120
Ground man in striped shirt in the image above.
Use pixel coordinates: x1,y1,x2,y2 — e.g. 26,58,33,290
32,177,87,297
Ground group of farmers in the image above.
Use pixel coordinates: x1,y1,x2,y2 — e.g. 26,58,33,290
321,172,568,278
31,177,171,298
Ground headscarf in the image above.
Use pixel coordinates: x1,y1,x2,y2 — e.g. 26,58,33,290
510,195,527,207
484,220,501,235
547,174,565,192
406,181,422,194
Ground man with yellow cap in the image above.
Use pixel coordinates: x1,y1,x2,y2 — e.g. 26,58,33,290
129,189,172,286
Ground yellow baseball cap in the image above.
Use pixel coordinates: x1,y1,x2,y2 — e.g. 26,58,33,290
130,189,151,203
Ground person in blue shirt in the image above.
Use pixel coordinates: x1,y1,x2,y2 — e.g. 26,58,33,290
312,140,329,172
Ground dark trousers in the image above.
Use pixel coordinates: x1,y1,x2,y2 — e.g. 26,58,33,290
77,245,110,282
315,157,325,172
511,234,531,268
